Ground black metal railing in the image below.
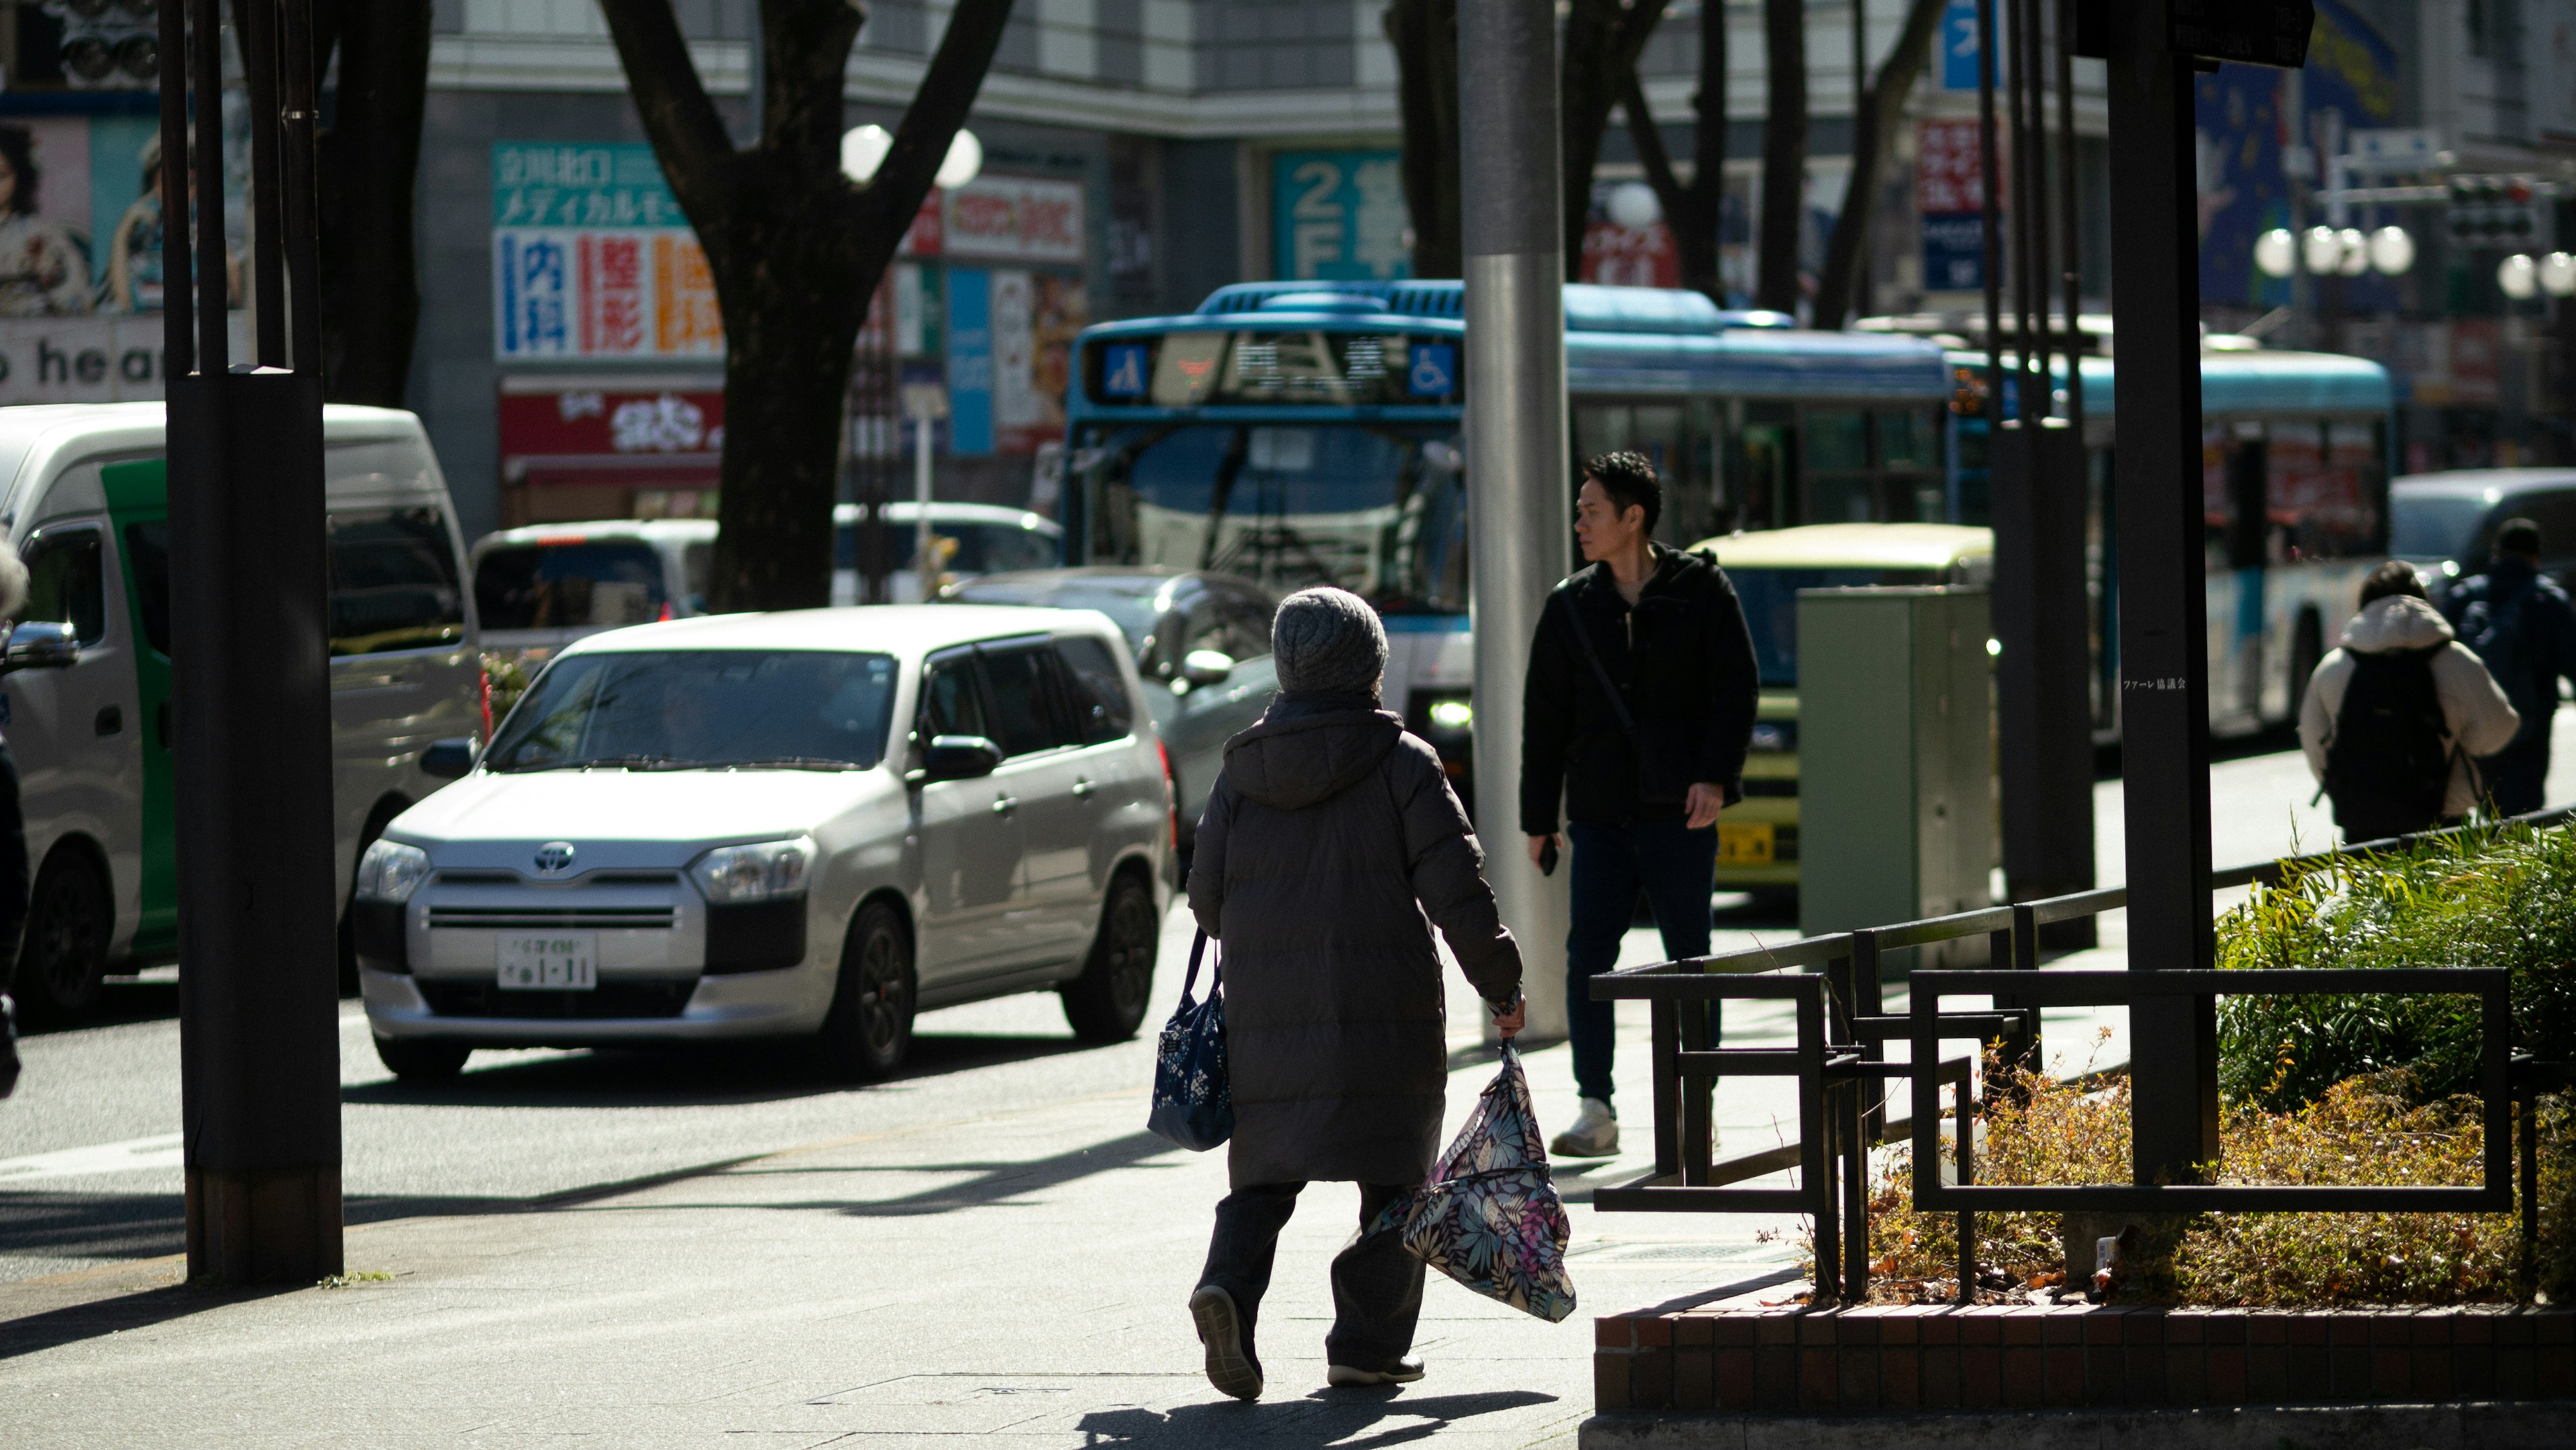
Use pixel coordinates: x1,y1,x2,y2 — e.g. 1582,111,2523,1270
1590,805,2576,1304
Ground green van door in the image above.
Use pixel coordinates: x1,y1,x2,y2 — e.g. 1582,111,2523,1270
100,458,174,957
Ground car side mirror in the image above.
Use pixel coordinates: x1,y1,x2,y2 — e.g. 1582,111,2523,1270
1179,650,1234,688
0,620,78,675
420,737,478,780
922,734,1004,782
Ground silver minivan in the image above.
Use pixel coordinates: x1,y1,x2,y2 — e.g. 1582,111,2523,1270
0,403,481,1019
356,605,1172,1080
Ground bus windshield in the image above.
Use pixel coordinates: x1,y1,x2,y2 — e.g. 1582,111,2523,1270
1074,422,1468,613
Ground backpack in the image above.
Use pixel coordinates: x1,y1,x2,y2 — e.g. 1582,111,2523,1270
2321,644,2454,842
2459,579,2542,720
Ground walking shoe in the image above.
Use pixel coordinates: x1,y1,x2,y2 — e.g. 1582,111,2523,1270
1328,1355,1426,1387
1189,1284,1263,1400
1550,1096,1619,1157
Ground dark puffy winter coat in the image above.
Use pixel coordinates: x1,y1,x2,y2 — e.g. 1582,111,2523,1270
1519,545,1760,835
1187,692,1523,1188
2443,556,2576,755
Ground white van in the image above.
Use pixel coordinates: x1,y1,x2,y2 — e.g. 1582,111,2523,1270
0,403,482,1019
467,504,1064,657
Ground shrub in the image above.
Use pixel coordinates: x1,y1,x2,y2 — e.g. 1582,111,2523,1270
1851,1051,2576,1307
2214,823,2576,1110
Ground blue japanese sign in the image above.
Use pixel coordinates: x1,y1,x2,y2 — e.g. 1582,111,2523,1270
1271,151,1413,281
947,268,995,456
1102,343,1149,399
1407,343,1456,397
1921,215,1985,293
1941,0,1983,91
492,143,687,229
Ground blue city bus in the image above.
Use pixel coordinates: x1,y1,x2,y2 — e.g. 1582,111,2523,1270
1943,346,2396,740
1059,280,1956,778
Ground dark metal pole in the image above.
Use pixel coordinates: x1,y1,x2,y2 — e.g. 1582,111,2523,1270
2053,0,2084,421
1974,0,2002,411
170,0,344,1284
2105,0,2220,1181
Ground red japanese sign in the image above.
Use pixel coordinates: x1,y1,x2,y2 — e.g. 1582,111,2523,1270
499,386,727,459
1917,118,1992,216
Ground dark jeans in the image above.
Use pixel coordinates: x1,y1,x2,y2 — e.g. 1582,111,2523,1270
1565,819,1719,1105
1199,1181,1424,1371
2480,737,2551,818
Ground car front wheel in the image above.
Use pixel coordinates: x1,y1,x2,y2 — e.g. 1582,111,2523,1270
374,1036,470,1081
820,901,915,1080
16,849,111,1023
1062,871,1158,1043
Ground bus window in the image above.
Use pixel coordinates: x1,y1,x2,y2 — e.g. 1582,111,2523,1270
1878,410,1943,522
1805,409,1872,523
1733,403,1796,529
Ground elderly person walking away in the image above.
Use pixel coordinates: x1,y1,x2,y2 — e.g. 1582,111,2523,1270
1184,585,1527,1402
2301,560,2520,842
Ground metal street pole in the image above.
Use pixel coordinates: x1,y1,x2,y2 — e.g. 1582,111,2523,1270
2102,0,2220,1181
1462,0,1570,1043
163,0,343,1282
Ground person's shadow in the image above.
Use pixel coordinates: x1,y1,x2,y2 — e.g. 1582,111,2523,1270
1073,1386,1556,1447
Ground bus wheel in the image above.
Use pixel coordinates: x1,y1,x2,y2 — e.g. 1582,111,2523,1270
17,850,111,1023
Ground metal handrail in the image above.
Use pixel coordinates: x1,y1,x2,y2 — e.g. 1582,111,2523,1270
1588,803,2576,1303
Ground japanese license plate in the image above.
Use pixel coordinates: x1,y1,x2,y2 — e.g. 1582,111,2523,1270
497,933,597,990
1716,822,1775,866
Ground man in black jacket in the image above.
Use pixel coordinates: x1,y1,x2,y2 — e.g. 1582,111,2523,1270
2441,517,2576,817
1520,451,1759,1157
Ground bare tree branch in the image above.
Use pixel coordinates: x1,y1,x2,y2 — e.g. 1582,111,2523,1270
859,0,1017,258
595,0,741,258
1755,0,1807,313
1812,0,1946,329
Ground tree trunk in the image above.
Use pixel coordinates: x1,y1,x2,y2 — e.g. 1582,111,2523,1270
1755,0,1807,314
598,0,1016,612
1560,0,1673,278
1622,1,1727,302
1809,0,1946,331
307,0,431,407
1385,0,1460,278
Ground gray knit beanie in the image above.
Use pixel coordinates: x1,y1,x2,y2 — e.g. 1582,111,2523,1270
1271,586,1388,696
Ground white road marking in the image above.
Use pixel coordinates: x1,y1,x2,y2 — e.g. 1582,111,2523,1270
0,1133,186,1182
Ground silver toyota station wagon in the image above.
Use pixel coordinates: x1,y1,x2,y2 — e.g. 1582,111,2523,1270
354,605,1173,1080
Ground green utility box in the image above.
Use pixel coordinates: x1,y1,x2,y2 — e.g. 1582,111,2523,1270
1796,586,1993,966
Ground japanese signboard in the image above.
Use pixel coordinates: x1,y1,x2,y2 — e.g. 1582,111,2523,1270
942,175,1085,264
1917,118,1988,293
491,142,722,361
1271,150,1412,281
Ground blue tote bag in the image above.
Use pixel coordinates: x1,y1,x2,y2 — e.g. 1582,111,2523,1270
1148,931,1232,1151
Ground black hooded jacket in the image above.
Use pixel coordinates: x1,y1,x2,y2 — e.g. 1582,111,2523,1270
1518,545,1760,835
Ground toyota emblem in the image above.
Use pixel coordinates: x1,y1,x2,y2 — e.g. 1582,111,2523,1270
533,841,577,876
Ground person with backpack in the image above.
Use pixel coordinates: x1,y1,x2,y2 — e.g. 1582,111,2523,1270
1519,450,1760,1159
1185,586,1527,1400
2440,518,2576,817
2301,560,2520,843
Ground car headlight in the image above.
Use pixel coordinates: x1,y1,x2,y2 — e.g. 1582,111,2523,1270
1427,698,1473,732
689,836,816,904
356,839,433,903
1748,721,1798,754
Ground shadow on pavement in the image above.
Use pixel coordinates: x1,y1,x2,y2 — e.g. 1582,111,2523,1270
0,1189,186,1268
13,978,184,1037
1073,1388,1557,1447
641,1129,1188,1217
341,1029,1097,1109
0,1278,298,1362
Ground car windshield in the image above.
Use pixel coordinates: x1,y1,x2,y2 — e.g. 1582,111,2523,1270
487,650,899,771
835,520,1062,574
1074,423,1468,614
1729,566,1943,686
945,580,1161,655
476,541,671,629
2388,494,2489,561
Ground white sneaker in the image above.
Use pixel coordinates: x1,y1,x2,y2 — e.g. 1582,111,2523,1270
1550,1096,1619,1157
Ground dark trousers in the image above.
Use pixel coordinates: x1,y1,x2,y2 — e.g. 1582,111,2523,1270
1566,819,1719,1105
2480,736,2552,818
1199,1181,1424,1371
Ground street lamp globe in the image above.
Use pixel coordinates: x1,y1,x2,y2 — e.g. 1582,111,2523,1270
2334,227,2369,276
2499,252,2540,301
2366,225,2416,276
2301,225,2343,275
1607,181,1662,231
936,130,983,190
2541,251,2576,298
841,125,982,190
2253,228,2297,278
840,123,892,184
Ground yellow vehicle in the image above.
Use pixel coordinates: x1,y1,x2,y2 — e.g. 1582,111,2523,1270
1698,523,1994,896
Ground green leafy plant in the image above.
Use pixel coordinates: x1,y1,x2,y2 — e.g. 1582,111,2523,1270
2214,823,2576,1110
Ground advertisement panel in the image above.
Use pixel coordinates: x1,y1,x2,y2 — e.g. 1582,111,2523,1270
1271,150,1411,281
942,175,1085,264
1917,118,1987,295
491,142,722,361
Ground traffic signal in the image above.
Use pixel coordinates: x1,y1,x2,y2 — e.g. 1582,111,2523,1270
48,0,158,89
2448,174,2544,248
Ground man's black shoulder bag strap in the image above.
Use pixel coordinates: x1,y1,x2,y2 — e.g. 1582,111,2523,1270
1554,588,1634,733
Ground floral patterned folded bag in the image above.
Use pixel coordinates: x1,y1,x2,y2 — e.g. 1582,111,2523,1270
1147,931,1231,1151
1368,1041,1576,1323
